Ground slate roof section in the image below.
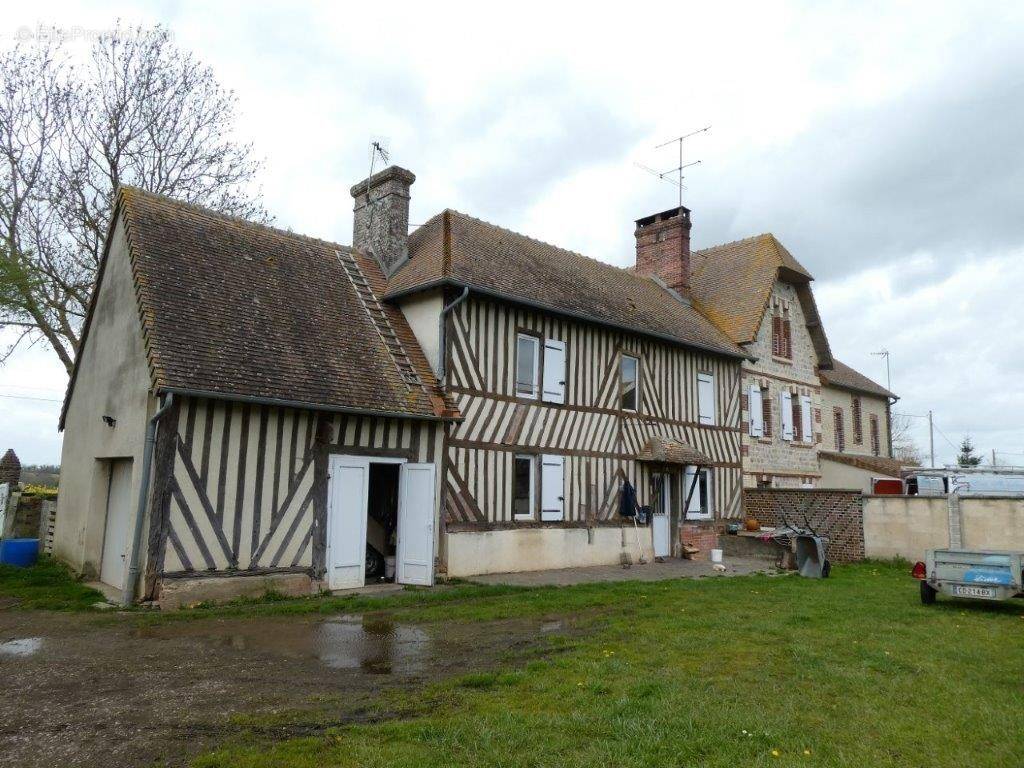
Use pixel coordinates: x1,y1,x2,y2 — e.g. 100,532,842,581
384,210,747,360
62,187,450,428
819,359,896,400
688,233,833,367
819,450,902,478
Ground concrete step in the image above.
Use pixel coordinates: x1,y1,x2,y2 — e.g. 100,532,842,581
718,532,784,561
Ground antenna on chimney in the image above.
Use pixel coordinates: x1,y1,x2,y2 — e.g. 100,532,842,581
361,137,392,255
645,125,710,207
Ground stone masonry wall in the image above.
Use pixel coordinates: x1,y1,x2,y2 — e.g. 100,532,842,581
744,488,864,562
821,387,891,457
741,280,823,488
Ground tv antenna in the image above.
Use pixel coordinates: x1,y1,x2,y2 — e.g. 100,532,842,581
871,349,892,392
639,125,710,207
367,138,390,181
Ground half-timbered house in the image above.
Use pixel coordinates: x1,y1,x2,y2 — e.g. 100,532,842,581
56,164,749,604
386,201,749,576
56,183,454,606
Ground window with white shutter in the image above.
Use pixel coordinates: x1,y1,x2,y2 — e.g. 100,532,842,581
749,385,763,437
515,334,540,398
780,391,794,441
684,466,714,520
697,373,716,425
800,395,813,443
540,455,564,521
542,339,566,404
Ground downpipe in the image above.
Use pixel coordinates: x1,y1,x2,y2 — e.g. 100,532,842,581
121,393,174,607
437,286,469,381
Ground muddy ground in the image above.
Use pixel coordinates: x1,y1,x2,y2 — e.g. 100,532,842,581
0,608,581,767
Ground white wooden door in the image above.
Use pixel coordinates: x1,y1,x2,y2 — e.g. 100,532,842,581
327,456,370,590
396,463,436,586
652,473,671,558
100,459,134,589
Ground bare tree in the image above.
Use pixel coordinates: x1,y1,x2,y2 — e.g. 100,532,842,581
890,412,923,466
0,26,266,374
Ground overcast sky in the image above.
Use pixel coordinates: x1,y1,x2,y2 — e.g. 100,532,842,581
2,1,1023,467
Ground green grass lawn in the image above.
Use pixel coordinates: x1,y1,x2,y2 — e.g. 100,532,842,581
0,556,103,610
190,561,1024,768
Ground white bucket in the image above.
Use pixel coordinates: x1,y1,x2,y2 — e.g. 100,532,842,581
710,548,723,564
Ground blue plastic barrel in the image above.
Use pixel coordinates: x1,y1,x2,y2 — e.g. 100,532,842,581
0,538,40,568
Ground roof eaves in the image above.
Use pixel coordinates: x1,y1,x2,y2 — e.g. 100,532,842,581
160,386,454,422
386,278,752,362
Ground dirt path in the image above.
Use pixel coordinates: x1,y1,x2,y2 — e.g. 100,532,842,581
0,609,578,767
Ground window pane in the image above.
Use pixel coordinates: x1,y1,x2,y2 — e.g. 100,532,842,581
516,336,537,396
513,456,532,518
621,356,638,410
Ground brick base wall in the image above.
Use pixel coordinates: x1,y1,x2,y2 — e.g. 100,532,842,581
679,523,719,561
743,488,864,562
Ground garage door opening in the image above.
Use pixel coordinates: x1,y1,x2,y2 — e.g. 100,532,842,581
366,463,399,583
326,456,436,591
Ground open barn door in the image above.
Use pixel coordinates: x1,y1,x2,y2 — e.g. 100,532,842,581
326,456,370,590
396,463,436,586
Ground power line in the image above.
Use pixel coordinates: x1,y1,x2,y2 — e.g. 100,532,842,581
0,383,63,393
931,422,960,452
0,393,61,403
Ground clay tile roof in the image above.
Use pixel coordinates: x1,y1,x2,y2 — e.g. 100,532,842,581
385,210,748,360
818,359,896,399
688,233,833,367
636,436,712,466
688,233,811,344
818,450,902,478
63,187,451,424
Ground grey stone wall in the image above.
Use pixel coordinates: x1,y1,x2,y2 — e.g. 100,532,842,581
740,279,823,488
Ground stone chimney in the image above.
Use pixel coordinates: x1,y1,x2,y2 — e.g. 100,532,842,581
350,165,416,276
633,205,692,297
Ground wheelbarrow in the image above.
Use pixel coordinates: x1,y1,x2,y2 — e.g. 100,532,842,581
767,509,831,579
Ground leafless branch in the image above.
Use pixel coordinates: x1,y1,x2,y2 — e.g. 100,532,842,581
0,24,267,375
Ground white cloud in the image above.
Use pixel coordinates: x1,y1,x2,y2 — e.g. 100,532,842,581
2,1,1023,466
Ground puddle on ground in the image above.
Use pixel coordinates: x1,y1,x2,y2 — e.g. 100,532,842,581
132,613,577,677
0,637,43,657
135,615,434,675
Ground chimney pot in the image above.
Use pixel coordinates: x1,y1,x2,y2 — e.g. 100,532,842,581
351,165,416,275
633,205,692,297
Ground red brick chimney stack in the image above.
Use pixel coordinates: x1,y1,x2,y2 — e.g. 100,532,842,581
634,206,692,297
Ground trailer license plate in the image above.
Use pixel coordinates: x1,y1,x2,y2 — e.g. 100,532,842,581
953,585,996,599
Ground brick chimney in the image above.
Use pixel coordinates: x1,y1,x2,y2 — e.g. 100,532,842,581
351,165,416,276
634,206,692,297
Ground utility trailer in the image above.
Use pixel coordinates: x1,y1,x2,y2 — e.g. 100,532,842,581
912,549,1024,604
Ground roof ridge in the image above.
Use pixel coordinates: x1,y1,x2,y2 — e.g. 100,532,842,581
693,231,776,256
118,185,359,257
443,208,645,278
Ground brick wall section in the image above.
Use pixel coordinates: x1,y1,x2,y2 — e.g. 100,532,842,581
744,488,864,562
679,523,719,561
